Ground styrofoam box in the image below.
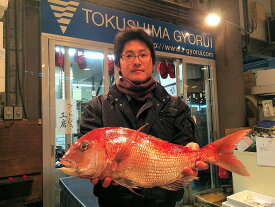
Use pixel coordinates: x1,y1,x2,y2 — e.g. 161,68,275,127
227,190,275,207
256,69,275,86
232,151,275,198
222,201,233,207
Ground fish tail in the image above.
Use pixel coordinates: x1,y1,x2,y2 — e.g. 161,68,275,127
201,129,252,176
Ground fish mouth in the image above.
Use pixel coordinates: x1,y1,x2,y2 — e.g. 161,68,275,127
60,159,74,167
59,167,79,176
59,159,79,176
59,161,96,178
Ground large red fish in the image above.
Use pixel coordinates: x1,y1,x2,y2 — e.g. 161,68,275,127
60,127,251,191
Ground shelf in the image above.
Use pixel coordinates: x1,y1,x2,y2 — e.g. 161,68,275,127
0,177,33,201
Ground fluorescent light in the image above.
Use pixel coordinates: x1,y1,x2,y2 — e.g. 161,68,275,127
55,47,104,60
108,54,115,60
72,84,94,87
69,48,76,56
189,104,207,108
84,51,104,59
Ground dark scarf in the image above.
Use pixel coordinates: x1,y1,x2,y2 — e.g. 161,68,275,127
116,76,157,101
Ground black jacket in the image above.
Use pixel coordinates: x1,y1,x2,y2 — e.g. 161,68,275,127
80,82,199,203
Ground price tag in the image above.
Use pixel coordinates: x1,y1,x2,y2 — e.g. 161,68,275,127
237,136,253,152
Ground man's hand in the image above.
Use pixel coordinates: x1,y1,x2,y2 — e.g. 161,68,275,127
90,177,119,188
183,142,209,176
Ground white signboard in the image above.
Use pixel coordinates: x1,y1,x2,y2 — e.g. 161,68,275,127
164,84,177,96
56,99,77,135
256,136,275,167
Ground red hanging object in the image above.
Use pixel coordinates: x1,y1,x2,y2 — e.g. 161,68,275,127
108,58,114,76
218,167,229,178
157,62,168,79
74,50,87,70
55,51,64,70
167,62,175,78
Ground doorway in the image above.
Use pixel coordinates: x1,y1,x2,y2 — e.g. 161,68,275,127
154,54,219,195
42,35,114,207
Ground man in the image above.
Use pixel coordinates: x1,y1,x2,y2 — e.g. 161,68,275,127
80,27,208,207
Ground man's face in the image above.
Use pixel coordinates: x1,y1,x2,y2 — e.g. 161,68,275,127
118,40,154,83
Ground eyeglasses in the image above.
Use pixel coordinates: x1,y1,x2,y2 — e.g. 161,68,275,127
120,52,151,63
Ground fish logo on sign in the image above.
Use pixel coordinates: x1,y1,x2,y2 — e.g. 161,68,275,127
48,0,79,34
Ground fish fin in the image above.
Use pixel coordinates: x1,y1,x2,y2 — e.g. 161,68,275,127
111,161,118,171
113,125,145,164
160,175,197,191
114,177,138,188
126,187,144,197
113,178,144,197
202,129,252,176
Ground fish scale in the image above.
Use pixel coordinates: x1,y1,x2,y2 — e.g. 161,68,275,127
60,127,251,191
112,138,198,188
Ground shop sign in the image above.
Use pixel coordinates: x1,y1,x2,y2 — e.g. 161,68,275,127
56,99,77,135
41,0,215,59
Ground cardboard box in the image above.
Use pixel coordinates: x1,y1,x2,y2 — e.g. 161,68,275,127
244,71,256,86
244,71,256,94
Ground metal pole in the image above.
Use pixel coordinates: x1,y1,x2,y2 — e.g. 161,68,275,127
182,61,187,101
175,59,181,97
64,47,72,151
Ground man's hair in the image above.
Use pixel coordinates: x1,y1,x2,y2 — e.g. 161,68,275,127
114,27,156,68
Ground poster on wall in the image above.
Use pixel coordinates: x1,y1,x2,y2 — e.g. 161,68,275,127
256,135,275,167
262,100,275,117
56,99,77,134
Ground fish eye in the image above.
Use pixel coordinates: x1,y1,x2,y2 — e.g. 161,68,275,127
79,141,89,151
